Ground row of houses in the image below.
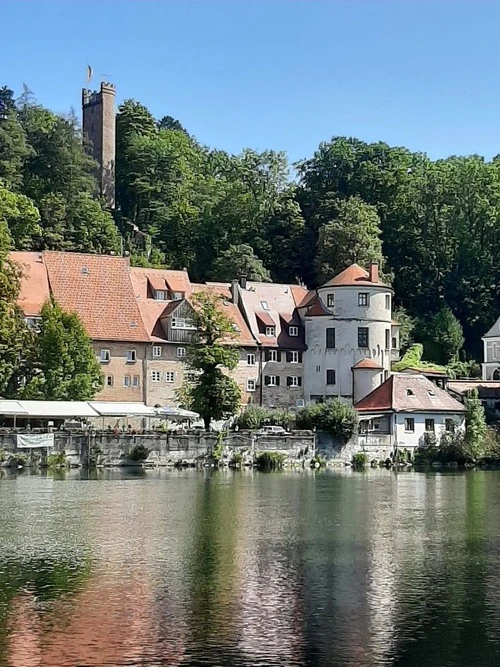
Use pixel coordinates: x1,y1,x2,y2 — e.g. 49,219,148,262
12,251,477,449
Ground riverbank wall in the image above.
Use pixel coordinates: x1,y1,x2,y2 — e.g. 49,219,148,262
0,430,315,467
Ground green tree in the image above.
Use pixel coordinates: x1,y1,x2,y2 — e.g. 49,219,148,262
0,183,41,248
178,292,241,429
392,306,415,354
23,300,103,400
210,243,271,282
418,306,465,365
464,388,487,458
315,196,384,285
157,115,188,134
0,90,31,190
295,400,357,442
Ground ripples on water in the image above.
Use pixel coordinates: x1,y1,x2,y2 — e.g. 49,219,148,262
1,468,500,666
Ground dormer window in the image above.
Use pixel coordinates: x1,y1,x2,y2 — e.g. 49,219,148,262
265,326,276,337
327,294,334,307
260,301,270,311
154,290,166,301
171,291,184,301
171,317,196,330
289,325,299,337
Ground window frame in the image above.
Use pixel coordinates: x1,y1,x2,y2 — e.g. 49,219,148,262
288,376,300,388
246,379,256,392
327,293,335,308
268,350,278,362
445,419,455,433
265,326,276,337
385,329,390,350
357,327,369,349
266,375,278,387
358,292,369,307
425,418,435,432
154,290,166,301
385,294,391,310
289,325,299,337
326,369,336,386
404,417,415,433
152,345,162,358
123,375,131,388
151,370,161,383
100,349,110,363
260,300,270,311
165,371,175,383
177,347,186,358
326,327,336,349
126,349,137,363
106,374,114,387
290,351,299,364
247,353,256,366
132,375,140,388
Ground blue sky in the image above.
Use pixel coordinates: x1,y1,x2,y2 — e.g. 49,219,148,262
4,0,500,163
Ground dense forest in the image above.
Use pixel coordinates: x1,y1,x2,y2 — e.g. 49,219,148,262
1,83,499,370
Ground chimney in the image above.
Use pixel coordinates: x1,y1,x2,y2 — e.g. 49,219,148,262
369,262,379,283
231,279,239,305
239,275,247,290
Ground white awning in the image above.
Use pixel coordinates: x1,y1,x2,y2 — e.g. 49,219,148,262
0,401,28,416
17,401,100,418
89,402,157,417
156,406,200,420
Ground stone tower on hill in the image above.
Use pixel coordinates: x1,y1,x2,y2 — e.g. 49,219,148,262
82,82,116,208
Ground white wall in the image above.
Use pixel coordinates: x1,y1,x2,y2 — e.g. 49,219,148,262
393,412,465,449
304,285,393,403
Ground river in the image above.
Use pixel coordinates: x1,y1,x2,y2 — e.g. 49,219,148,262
0,468,499,666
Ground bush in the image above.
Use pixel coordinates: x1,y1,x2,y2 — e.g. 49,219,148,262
229,451,244,467
255,451,286,471
212,431,224,462
352,452,368,469
47,451,66,468
234,405,294,430
129,444,149,462
296,400,357,442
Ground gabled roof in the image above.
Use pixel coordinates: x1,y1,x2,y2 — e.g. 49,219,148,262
256,311,276,327
238,281,306,349
321,263,389,289
355,373,465,413
10,251,50,317
43,252,149,342
448,381,500,400
352,358,383,370
290,285,311,308
483,316,500,339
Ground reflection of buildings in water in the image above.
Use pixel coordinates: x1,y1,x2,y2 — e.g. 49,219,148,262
235,472,307,663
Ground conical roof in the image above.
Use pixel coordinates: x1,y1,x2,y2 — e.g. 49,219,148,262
321,263,388,288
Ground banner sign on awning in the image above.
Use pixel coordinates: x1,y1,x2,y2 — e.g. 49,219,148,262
16,433,54,449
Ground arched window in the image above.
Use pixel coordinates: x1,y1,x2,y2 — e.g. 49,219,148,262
493,368,500,381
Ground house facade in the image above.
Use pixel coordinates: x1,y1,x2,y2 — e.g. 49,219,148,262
233,278,308,409
299,263,399,405
482,317,500,380
355,373,466,451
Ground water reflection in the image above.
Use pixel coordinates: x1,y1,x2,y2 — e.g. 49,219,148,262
2,470,500,665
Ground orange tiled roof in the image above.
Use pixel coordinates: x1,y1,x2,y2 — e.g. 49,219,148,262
352,358,383,370
322,263,389,288
10,251,50,316
306,297,331,317
43,252,149,342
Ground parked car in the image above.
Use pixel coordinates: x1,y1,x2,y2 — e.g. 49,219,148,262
258,425,287,435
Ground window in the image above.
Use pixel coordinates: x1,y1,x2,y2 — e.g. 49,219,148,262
326,328,336,349
171,317,195,329
385,329,390,350
265,326,276,337
445,419,455,433
406,388,415,396
247,379,256,392
404,418,415,432
385,295,391,310
326,369,336,385
358,327,369,348
392,336,397,349
287,351,300,363
106,375,114,387
177,347,186,358
327,293,335,307
153,346,162,358
165,371,175,383
316,365,321,373
425,419,435,432
358,292,369,306
154,290,166,301
172,291,184,300
428,390,436,397
126,349,137,363
132,375,140,387
265,375,279,387
287,376,301,387
260,301,270,311
289,325,299,337
247,353,256,366
494,369,500,381
266,350,279,362
100,349,110,363
123,375,131,387
151,370,161,382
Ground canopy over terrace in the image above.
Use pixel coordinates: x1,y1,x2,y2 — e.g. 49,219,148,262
89,402,158,429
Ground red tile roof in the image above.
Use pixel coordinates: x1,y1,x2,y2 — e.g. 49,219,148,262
10,251,50,317
256,311,276,327
322,263,389,288
306,297,331,317
352,358,383,370
44,252,149,342
355,374,465,413
291,285,310,308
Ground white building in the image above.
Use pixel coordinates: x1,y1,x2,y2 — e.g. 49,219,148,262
298,263,400,404
482,317,500,380
355,373,466,451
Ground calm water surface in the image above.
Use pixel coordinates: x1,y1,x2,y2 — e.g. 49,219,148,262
1,468,500,666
